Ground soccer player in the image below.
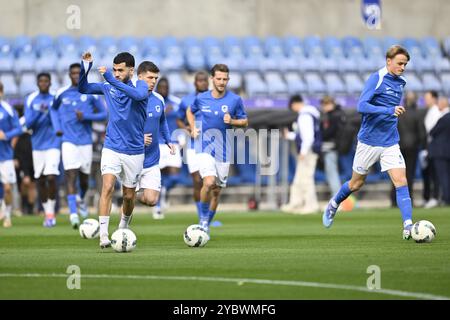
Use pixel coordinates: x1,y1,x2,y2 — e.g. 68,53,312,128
154,77,182,219
23,73,61,227
0,81,23,227
323,45,414,240
186,64,248,233
176,71,209,219
78,52,148,248
51,63,107,228
118,61,175,228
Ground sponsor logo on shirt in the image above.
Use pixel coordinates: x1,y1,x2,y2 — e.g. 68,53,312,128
202,106,211,113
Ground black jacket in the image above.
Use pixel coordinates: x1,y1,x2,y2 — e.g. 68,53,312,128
429,112,450,159
397,106,426,150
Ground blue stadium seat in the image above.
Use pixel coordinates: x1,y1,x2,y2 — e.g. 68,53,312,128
363,36,383,57
323,36,344,58
444,37,450,57
283,36,305,57
97,36,117,58
324,72,345,94
265,71,288,96
228,72,243,91
440,73,450,95
244,72,268,97
35,49,59,72
304,72,326,94
167,73,190,97
303,35,323,57
183,37,206,71
55,35,76,54
13,35,33,56
285,71,307,95
338,56,359,73
117,36,140,56
343,73,364,94
78,35,97,55
0,73,19,96
421,36,441,58
56,51,80,73
19,72,37,96
382,36,399,53
342,36,363,57
34,34,54,56
433,56,450,73
421,72,442,91
402,71,423,92
318,55,339,72
160,36,185,71
14,52,37,73
0,50,14,73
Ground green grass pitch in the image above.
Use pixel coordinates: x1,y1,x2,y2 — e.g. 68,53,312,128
0,208,449,300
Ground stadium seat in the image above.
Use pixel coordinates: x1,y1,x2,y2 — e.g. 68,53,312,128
167,73,190,96
343,73,364,94
13,35,33,56
97,36,118,57
117,36,140,56
402,71,423,92
0,73,19,96
285,71,307,95
324,72,346,94
265,71,288,96
78,35,97,55
303,35,323,57
34,34,54,55
55,35,77,55
440,73,450,95
323,36,344,58
228,72,243,91
421,72,442,91
244,72,268,97
421,36,442,58
304,72,326,94
14,52,37,73
184,37,206,71
283,36,305,58
18,72,37,96
444,37,450,57
0,53,14,73
363,36,383,57
433,56,450,73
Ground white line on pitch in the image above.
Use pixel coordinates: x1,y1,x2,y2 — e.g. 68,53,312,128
0,273,448,300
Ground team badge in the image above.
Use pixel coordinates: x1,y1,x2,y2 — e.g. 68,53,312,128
80,94,87,102
155,105,161,113
221,105,228,113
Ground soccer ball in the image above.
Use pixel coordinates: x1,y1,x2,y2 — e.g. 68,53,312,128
79,219,100,239
184,224,210,247
111,229,137,252
411,220,436,243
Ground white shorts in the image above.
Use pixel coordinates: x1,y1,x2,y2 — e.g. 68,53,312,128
136,165,161,192
0,160,17,184
159,144,182,169
101,148,144,188
186,148,200,174
352,141,406,175
62,142,93,174
198,153,230,188
32,148,61,179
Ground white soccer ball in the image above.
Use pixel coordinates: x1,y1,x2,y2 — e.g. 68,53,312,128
411,220,436,243
79,218,100,239
111,229,137,252
184,224,210,247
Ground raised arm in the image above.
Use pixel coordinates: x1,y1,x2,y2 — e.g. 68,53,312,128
3,108,23,140
78,53,104,95
357,74,395,115
101,70,148,101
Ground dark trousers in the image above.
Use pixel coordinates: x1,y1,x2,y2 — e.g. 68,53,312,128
391,148,418,206
433,158,450,205
422,158,440,202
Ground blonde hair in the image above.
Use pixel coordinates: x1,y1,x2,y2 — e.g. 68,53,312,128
386,45,410,61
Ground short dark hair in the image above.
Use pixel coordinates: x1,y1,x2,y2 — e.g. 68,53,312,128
386,45,410,61
113,52,135,67
157,77,168,85
427,90,439,100
195,70,209,80
37,72,51,81
137,61,160,75
211,64,229,76
69,63,81,70
288,94,303,110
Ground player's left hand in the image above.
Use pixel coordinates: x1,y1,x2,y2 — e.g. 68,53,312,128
98,66,107,75
0,130,6,140
168,143,176,155
394,106,406,117
75,110,84,121
144,133,152,146
223,113,232,124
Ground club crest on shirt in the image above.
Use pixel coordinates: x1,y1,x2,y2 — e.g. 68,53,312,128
80,94,87,102
221,105,228,113
155,105,161,113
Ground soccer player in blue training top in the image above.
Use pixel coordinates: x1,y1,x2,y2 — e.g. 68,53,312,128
176,71,209,221
118,61,175,228
51,63,107,229
24,73,61,228
153,77,182,220
78,51,148,249
187,64,248,233
323,45,414,240
0,81,23,228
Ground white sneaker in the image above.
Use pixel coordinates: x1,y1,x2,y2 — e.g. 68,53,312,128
3,218,12,228
70,214,80,229
99,234,111,249
424,198,439,209
152,207,165,220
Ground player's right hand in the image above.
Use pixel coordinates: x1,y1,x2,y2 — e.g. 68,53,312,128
394,106,406,117
144,133,152,146
82,52,93,62
191,127,200,139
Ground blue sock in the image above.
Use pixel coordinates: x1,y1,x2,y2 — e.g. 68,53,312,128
199,202,209,226
208,210,216,224
0,183,4,199
333,181,352,205
195,201,202,220
79,188,87,201
67,194,78,215
396,186,413,227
